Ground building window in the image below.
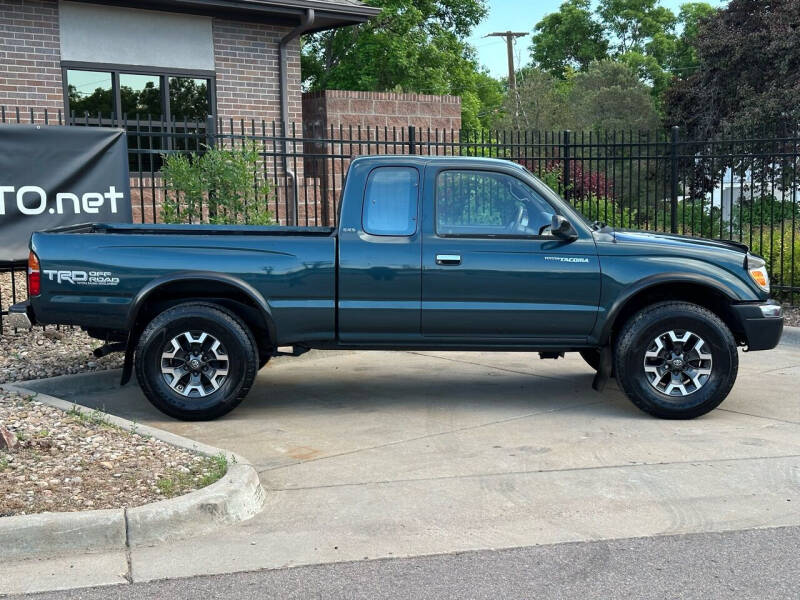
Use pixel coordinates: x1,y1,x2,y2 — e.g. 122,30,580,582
66,70,114,116
64,68,214,123
64,67,215,172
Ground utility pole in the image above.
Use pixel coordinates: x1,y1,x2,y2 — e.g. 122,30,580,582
485,31,527,90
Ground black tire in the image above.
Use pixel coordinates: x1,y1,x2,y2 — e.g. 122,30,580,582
614,301,738,419
134,303,258,421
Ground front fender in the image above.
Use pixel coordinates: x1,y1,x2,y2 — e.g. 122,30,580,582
593,255,760,344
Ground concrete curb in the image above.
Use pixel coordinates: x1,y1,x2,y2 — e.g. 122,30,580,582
0,383,266,561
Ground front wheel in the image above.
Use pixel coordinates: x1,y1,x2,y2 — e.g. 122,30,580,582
614,301,738,419
134,303,258,421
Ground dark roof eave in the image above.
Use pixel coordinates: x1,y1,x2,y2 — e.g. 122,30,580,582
74,0,380,29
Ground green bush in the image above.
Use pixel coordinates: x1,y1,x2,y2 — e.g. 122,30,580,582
573,194,637,228
161,144,274,225
747,225,800,294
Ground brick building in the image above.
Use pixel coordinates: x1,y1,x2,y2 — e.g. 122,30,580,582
0,0,378,124
0,1,465,226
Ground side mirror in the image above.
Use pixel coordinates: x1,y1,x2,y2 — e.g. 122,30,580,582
551,214,578,241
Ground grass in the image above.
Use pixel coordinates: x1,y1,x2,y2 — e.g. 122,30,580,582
67,404,112,428
0,457,8,472
156,452,229,498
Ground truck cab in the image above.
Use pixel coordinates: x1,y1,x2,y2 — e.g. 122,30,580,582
337,156,600,345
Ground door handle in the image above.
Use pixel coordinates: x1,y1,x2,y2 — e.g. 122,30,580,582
436,254,461,266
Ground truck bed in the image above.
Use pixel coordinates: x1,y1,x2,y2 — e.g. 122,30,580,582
29,223,337,344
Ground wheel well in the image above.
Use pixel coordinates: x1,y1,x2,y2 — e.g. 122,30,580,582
131,280,275,356
608,283,745,345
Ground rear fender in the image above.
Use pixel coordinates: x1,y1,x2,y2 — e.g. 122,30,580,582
120,272,275,385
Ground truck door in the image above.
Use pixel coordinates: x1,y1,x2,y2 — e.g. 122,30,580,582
338,163,422,342
421,165,601,341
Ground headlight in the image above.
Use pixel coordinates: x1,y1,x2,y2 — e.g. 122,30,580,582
746,254,770,293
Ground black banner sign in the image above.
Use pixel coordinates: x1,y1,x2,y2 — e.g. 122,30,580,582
0,125,131,262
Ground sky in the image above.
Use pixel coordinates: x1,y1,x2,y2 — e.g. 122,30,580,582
468,0,727,79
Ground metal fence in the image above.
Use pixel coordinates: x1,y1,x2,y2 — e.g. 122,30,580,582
1,107,799,331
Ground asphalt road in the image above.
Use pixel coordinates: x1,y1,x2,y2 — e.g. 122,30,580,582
11,526,800,600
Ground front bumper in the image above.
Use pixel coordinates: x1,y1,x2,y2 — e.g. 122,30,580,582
731,300,784,351
7,301,34,330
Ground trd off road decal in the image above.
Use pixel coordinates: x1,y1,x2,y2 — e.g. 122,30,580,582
43,270,120,286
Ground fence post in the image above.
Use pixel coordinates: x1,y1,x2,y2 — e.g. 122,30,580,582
205,115,216,149
670,125,679,234
408,125,416,155
562,130,571,203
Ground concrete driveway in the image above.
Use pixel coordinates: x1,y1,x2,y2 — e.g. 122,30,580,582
20,343,800,583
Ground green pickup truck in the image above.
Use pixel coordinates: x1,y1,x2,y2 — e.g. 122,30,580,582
10,156,784,420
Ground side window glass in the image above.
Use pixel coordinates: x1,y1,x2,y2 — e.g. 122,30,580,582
362,167,419,236
436,170,554,236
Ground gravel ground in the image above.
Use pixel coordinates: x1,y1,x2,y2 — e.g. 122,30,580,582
1,272,123,384
0,390,227,517
783,305,800,327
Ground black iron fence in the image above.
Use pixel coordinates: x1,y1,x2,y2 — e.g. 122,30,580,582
1,107,799,331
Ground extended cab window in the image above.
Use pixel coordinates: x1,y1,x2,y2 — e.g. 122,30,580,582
362,167,419,236
436,170,555,237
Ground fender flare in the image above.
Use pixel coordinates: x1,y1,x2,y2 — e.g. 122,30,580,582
594,272,742,345
120,272,276,385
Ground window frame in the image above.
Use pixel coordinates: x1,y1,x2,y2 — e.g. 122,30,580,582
61,61,217,126
433,167,561,240
361,166,420,237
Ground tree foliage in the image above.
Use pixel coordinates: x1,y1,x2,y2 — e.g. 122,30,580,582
570,61,660,132
497,61,658,133
530,0,608,77
528,0,718,109
664,0,800,138
302,0,502,128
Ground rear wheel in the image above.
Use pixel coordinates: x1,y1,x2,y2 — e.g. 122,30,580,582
614,301,738,419
134,303,258,421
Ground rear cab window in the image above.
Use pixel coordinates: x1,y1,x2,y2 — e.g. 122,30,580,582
362,167,419,236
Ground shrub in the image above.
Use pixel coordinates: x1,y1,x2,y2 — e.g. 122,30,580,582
575,195,637,228
161,144,274,225
747,225,800,295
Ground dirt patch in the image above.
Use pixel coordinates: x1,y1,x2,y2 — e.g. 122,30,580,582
0,390,227,517
1,271,124,384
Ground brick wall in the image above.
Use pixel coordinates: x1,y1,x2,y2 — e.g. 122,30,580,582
0,0,63,118
301,90,462,226
212,18,301,124
302,89,461,136
212,18,304,225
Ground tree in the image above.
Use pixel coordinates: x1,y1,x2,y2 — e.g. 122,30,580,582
568,60,660,132
664,0,800,137
529,0,608,78
597,0,677,55
666,2,717,77
494,68,570,131
302,0,494,127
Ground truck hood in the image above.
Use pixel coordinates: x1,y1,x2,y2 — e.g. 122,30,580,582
604,229,749,255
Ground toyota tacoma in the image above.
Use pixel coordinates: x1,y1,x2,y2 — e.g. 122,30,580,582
9,156,784,420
